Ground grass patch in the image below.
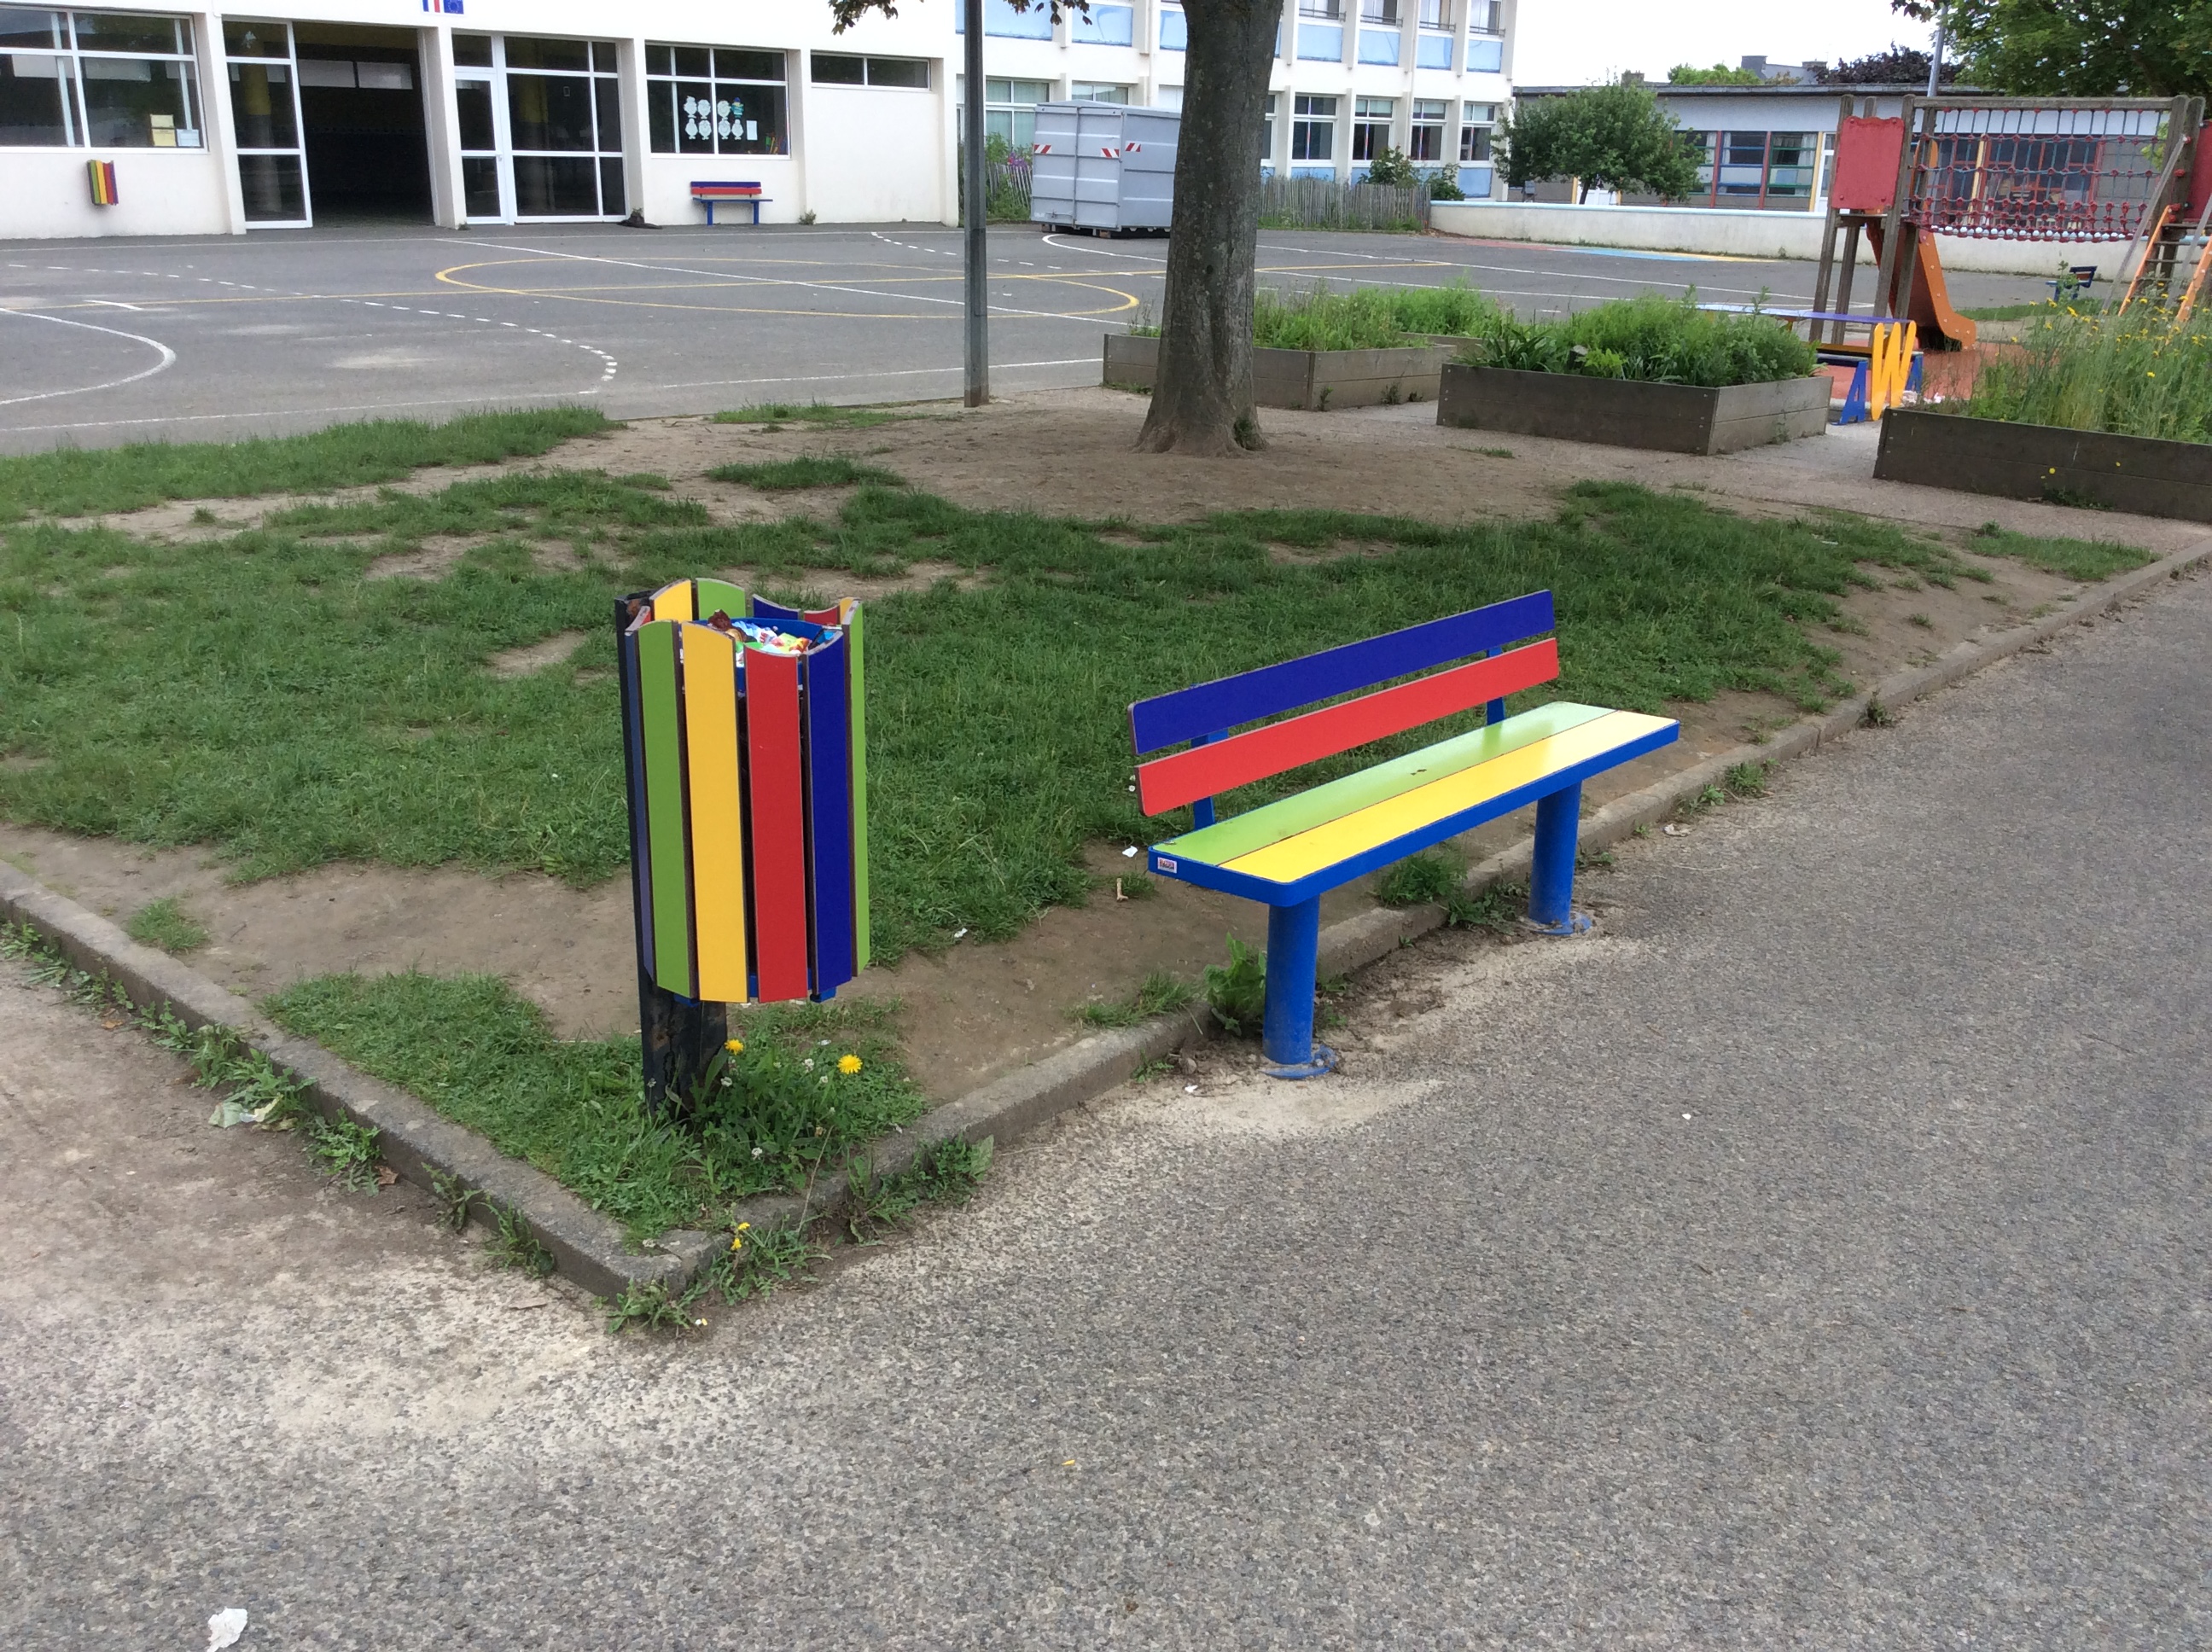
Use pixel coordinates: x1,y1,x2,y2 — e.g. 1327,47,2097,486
265,970,927,1242
124,895,207,954
1961,301,2078,322
0,408,612,523
1076,969,1195,1028
1203,934,1266,1036
1953,305,2212,442
706,457,904,491
846,1135,995,1239
1464,294,1818,387
712,402,911,430
3,470,2130,962
1968,521,2151,582
1376,851,1462,907
308,1116,381,1191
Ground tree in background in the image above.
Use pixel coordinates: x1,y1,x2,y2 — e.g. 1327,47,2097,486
1499,82,1703,202
1667,63,1766,85
831,0,1279,457
1891,1,2212,100
1807,44,1962,84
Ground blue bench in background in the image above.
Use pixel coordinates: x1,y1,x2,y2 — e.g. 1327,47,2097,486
692,180,769,224
1130,592,1678,1077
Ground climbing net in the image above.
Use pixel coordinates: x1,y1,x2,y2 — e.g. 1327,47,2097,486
1909,103,2175,241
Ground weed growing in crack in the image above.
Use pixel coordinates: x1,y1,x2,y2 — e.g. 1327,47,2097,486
710,1221,827,1300
429,1168,480,1232
488,1204,556,1277
1443,881,1522,933
1725,760,1770,798
845,1135,998,1242
1202,934,1267,1036
1862,696,1896,728
308,1117,381,1191
604,1278,700,1335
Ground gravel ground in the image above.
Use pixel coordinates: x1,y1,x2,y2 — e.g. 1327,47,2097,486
1,574,2205,1649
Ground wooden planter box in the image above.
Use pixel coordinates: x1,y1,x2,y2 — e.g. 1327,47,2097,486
1874,407,2212,521
1435,363,1831,455
1103,333,1454,410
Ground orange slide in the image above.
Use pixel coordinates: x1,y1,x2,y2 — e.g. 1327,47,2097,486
1866,220,1978,352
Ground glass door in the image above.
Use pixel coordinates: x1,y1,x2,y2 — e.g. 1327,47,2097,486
451,33,504,220
224,19,309,224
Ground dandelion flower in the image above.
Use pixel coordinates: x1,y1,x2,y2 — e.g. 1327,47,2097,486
839,1054,864,1075
725,1038,744,1054
738,1222,751,1230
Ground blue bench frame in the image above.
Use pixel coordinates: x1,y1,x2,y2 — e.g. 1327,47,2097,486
1130,592,1678,1079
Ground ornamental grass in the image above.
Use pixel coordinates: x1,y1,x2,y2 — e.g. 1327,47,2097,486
1955,304,2212,443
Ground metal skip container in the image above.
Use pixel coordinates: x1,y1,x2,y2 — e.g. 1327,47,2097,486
1029,101,1180,232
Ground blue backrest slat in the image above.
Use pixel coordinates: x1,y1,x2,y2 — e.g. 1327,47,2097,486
1128,590,1555,754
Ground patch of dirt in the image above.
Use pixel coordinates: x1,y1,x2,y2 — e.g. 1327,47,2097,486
486,631,587,679
712,560,981,604
18,389,2195,1113
365,535,482,580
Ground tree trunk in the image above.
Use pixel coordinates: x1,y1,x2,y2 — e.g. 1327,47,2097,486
1136,0,1283,456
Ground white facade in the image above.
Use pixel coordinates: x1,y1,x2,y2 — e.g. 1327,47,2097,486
0,0,1515,239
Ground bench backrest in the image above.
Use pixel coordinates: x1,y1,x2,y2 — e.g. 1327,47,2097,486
1129,590,1559,819
692,181,763,196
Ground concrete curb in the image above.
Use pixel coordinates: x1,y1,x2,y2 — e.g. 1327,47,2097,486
4,539,2203,1298
0,864,692,1300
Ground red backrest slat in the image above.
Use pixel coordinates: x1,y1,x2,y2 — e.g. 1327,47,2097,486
1136,639,1559,815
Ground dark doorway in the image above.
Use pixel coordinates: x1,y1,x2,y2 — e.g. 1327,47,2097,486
294,23,430,221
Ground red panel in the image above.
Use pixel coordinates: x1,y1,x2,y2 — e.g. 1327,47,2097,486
745,649,812,1002
802,604,845,625
2188,124,2212,215
1136,639,1560,815
1833,116,1905,213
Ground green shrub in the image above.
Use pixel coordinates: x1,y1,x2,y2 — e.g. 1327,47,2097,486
1376,852,1461,907
1460,294,1817,387
1954,305,2212,442
1203,934,1267,1035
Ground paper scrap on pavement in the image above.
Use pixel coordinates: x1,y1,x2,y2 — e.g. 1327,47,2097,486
207,1608,248,1650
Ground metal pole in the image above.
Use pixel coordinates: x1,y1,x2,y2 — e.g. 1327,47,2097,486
963,0,988,408
1925,22,1943,96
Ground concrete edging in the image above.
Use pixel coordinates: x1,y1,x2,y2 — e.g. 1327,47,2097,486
3,538,2203,1298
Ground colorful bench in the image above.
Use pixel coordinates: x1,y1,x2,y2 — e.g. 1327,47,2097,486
1131,592,1678,1078
691,180,768,225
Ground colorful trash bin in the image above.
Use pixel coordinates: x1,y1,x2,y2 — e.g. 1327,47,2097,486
616,579,870,1005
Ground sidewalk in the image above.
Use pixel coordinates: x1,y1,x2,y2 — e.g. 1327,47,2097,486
3,574,2205,1648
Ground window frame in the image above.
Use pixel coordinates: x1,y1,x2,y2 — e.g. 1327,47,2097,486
0,9,201,150
810,53,931,89
646,43,789,159
1291,92,1336,163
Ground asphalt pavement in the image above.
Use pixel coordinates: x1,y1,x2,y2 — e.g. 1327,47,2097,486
1,575,2204,1649
0,222,2052,451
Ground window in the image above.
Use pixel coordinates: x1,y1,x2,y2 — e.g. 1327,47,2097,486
1291,92,1335,162
1459,101,1493,162
224,19,303,222
1158,3,1186,50
1716,130,1768,197
1763,131,1814,200
1260,91,1275,162
1297,0,1341,16
958,76,1051,146
1418,0,1451,26
1071,5,1134,44
1359,0,1398,20
1352,96,1394,162
647,44,786,156
498,38,624,218
953,0,1051,39
0,9,200,148
1468,0,1502,31
1069,81,1129,103
812,54,928,88
1409,96,1446,163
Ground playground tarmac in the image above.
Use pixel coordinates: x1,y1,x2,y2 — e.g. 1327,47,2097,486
0,221,2053,452
3,567,2204,1647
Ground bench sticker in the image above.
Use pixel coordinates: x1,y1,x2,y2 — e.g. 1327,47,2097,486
1156,857,1177,873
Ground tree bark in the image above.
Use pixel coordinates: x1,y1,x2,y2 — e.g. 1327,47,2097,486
1136,0,1283,456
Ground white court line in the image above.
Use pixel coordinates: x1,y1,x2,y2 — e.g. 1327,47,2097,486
0,357,1099,435
0,309,177,407
446,235,1126,324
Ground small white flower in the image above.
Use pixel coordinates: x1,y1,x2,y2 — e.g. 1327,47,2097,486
752,1146,765,1158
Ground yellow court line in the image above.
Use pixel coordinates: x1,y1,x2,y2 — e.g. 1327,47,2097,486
1224,711,1676,885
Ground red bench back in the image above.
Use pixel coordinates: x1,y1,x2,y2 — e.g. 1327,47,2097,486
1128,591,1558,817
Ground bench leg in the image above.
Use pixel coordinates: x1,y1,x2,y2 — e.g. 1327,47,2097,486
1528,782,1592,936
1261,896,1338,1079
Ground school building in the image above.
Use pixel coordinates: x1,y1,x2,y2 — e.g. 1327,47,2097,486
0,0,1516,239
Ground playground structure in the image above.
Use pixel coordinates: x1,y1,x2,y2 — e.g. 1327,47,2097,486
1809,93,2211,357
